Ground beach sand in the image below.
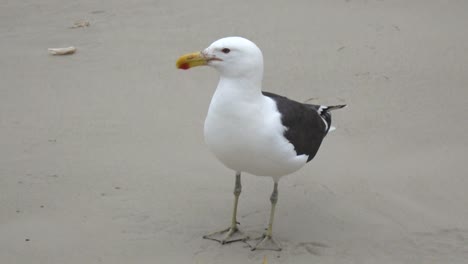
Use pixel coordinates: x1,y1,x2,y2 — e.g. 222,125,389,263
1,0,467,263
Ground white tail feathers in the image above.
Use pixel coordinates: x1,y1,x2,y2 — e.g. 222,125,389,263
326,104,347,112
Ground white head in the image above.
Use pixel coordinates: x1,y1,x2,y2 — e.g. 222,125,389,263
177,37,264,82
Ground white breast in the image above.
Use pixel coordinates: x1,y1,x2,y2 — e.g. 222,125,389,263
203,81,308,180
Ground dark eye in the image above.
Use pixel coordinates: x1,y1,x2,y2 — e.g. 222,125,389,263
221,48,231,54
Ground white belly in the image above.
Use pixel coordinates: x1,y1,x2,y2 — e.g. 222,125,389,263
204,93,307,179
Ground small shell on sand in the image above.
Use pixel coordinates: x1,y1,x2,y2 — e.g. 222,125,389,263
71,20,90,28
48,46,77,55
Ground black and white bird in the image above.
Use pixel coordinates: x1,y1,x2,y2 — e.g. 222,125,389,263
176,37,346,251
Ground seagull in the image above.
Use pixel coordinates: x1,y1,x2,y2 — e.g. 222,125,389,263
176,37,346,251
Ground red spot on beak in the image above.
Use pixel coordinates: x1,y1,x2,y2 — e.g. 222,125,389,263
179,63,190,70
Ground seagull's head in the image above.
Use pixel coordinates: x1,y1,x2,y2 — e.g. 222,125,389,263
176,37,264,80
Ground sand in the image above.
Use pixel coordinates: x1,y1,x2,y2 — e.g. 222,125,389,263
1,0,468,263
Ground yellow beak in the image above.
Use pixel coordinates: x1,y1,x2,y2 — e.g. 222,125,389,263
176,51,208,70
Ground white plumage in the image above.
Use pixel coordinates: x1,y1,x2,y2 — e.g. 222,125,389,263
204,78,308,179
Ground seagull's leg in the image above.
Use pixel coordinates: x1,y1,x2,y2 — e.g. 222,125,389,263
203,172,249,244
251,181,282,251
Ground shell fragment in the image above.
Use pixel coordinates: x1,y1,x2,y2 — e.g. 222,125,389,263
48,46,77,55
71,20,90,28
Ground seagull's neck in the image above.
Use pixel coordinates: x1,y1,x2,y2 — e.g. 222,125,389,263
216,76,263,101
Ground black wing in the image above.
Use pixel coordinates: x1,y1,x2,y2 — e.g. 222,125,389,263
262,91,328,162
